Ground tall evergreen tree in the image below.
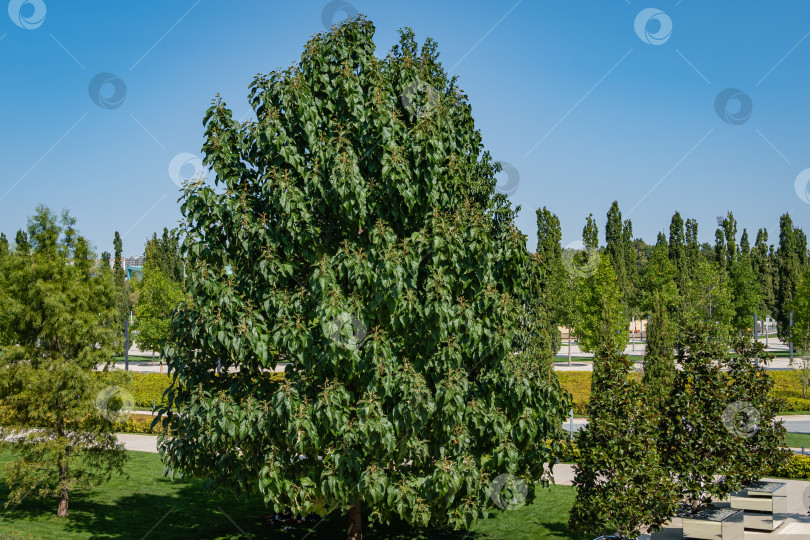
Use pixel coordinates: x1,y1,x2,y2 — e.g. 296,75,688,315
683,217,700,282
775,214,801,342
714,228,727,271
0,232,8,258
622,218,637,310
571,309,677,537
740,228,750,258
583,213,599,250
722,211,738,267
14,229,29,255
112,231,129,351
753,228,775,316
668,212,685,269
643,293,676,417
605,201,628,298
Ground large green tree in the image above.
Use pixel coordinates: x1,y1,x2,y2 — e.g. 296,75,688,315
158,19,569,538
0,206,127,518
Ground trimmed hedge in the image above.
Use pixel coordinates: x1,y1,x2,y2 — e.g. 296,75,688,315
769,370,810,412
91,371,287,409
556,369,810,415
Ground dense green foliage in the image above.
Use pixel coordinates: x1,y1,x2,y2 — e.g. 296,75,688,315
159,18,569,535
132,241,186,358
572,257,627,353
0,206,127,517
659,323,789,513
790,267,810,398
641,293,675,416
570,345,678,538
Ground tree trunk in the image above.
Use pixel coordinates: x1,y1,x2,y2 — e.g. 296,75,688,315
346,500,362,540
57,464,69,517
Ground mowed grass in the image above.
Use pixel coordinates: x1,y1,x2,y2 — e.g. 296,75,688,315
0,450,587,540
784,432,810,448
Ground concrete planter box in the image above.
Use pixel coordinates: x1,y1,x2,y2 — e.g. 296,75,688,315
682,508,744,540
728,480,787,531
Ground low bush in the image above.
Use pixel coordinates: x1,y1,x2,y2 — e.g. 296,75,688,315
769,370,810,412
766,454,810,480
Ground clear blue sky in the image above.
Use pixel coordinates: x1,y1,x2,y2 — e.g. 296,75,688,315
2,0,809,255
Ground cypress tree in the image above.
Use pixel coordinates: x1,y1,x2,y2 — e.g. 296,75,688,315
0,233,8,258
722,212,738,267
643,293,676,417
583,213,599,250
776,214,801,342
605,201,628,297
14,229,29,255
740,228,750,258
714,228,727,271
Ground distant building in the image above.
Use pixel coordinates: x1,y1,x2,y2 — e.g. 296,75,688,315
102,256,144,280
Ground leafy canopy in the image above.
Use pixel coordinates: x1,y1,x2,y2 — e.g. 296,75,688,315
159,18,569,532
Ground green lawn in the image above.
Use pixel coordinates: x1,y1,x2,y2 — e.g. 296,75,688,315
785,432,810,448
111,355,157,363
0,450,587,540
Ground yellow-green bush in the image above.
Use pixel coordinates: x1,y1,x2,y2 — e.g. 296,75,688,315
92,370,287,409
769,370,810,412
766,454,810,480
555,372,592,415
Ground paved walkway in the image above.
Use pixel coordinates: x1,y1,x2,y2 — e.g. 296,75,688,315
554,336,800,371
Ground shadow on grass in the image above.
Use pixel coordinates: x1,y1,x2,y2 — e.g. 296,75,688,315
0,478,485,540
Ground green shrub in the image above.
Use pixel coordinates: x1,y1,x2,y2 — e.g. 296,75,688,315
767,454,810,480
